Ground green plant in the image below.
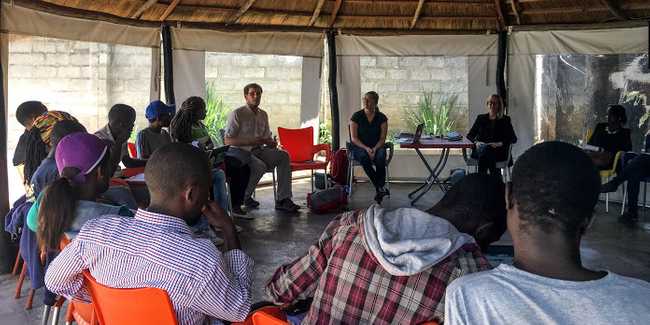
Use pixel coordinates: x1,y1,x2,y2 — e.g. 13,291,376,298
204,82,231,145
405,92,458,136
319,121,332,144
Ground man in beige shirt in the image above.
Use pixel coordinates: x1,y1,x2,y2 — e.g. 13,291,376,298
224,83,300,213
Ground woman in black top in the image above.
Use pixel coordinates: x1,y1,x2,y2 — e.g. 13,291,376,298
587,104,631,170
349,91,389,203
467,94,517,176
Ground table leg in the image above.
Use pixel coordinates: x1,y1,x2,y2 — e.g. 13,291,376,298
408,147,436,198
410,148,450,205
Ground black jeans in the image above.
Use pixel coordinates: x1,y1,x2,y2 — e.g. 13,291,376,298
472,146,500,176
224,157,251,208
349,144,387,190
615,154,650,214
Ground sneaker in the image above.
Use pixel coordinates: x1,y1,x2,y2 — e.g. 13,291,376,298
601,180,620,193
232,206,253,219
275,198,300,212
235,225,244,233
374,187,390,204
244,197,260,209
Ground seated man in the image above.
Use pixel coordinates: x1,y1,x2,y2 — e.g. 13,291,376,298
224,83,299,213
95,104,147,175
266,174,507,324
45,143,253,324
136,100,174,159
601,152,650,223
13,101,48,182
445,142,650,325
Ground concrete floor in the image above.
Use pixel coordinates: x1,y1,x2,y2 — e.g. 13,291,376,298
2,180,649,324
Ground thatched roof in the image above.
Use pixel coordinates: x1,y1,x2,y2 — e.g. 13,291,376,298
11,0,650,34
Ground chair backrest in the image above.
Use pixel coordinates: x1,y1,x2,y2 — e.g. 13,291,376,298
277,127,315,162
127,142,137,158
82,270,178,325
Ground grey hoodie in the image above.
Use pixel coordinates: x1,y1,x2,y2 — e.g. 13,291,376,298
362,204,475,276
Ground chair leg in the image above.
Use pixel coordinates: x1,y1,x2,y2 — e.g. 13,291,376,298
311,170,314,192
621,182,627,215
42,305,52,325
12,250,21,276
272,169,277,202
64,300,74,325
605,192,609,213
347,163,353,200
15,262,26,299
385,166,390,193
51,306,61,325
25,288,35,310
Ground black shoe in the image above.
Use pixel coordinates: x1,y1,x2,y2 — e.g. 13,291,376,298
275,198,300,212
244,197,260,209
374,187,389,204
618,211,639,225
232,206,254,220
601,181,620,193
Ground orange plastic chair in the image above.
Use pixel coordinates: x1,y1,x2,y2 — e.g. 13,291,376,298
127,142,137,158
232,306,289,325
82,270,178,325
277,126,332,191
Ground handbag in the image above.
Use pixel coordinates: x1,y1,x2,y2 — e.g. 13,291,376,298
225,146,252,168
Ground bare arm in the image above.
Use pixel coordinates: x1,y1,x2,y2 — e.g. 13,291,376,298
373,121,388,151
224,136,261,147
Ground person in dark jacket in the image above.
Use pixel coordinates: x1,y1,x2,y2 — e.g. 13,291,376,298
467,94,517,176
586,104,631,170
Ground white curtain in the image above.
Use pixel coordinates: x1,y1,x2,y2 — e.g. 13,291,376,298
172,50,206,107
300,57,322,143
336,56,361,147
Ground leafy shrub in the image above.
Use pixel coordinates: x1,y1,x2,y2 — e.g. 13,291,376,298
405,92,458,136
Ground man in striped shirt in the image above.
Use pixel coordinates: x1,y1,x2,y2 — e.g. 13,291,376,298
266,174,507,324
45,143,253,324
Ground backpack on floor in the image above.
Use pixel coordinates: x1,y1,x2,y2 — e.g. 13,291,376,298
329,149,349,185
307,186,348,214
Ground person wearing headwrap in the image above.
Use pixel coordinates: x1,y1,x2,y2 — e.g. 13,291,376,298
23,111,77,187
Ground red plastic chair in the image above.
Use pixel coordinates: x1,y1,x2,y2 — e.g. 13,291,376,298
232,305,289,325
81,270,178,325
277,127,331,191
127,142,137,158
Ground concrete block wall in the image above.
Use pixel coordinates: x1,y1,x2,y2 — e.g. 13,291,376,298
360,56,469,134
205,53,303,136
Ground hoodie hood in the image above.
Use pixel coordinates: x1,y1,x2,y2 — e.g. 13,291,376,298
362,204,475,276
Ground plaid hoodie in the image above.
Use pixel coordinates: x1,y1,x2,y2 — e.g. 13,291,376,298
266,209,491,324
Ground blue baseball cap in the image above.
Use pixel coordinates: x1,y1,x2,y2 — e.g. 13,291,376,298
145,100,175,121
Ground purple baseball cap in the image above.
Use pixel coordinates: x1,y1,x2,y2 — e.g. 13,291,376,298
55,132,110,183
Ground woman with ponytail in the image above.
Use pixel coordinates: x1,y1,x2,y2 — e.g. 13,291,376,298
32,133,133,251
170,96,211,146
23,111,78,187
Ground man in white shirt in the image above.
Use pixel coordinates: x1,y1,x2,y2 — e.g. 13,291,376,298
445,141,650,325
224,83,299,213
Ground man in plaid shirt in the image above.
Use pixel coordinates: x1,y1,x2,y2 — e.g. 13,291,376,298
266,174,507,324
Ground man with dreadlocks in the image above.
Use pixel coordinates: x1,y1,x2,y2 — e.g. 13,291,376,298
224,83,300,213
12,101,48,183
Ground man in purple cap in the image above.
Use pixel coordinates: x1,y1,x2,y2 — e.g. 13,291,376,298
136,100,174,159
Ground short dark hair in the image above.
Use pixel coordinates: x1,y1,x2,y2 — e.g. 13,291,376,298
511,141,600,236
364,91,379,104
108,104,136,124
243,83,263,95
51,120,87,149
16,101,47,126
145,143,211,199
608,104,627,124
430,173,506,236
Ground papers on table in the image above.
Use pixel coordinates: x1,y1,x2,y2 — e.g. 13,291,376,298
579,143,601,152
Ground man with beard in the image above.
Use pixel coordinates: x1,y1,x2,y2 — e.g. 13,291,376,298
45,143,253,324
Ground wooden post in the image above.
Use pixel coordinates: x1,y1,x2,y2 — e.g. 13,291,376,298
0,2,14,273
161,24,175,105
327,30,340,151
497,31,508,111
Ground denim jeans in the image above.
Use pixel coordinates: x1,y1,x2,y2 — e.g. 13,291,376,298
616,153,650,213
212,169,229,212
349,144,387,190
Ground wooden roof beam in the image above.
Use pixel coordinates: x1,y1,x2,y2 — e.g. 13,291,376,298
227,0,257,25
159,0,181,21
599,0,629,20
329,0,343,28
509,0,521,25
131,0,158,19
410,0,426,29
308,0,326,27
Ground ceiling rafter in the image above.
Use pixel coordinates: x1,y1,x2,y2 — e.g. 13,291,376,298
227,0,257,25
509,0,521,25
599,0,629,20
308,0,327,27
130,0,158,19
410,0,426,29
159,0,181,21
329,0,343,28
